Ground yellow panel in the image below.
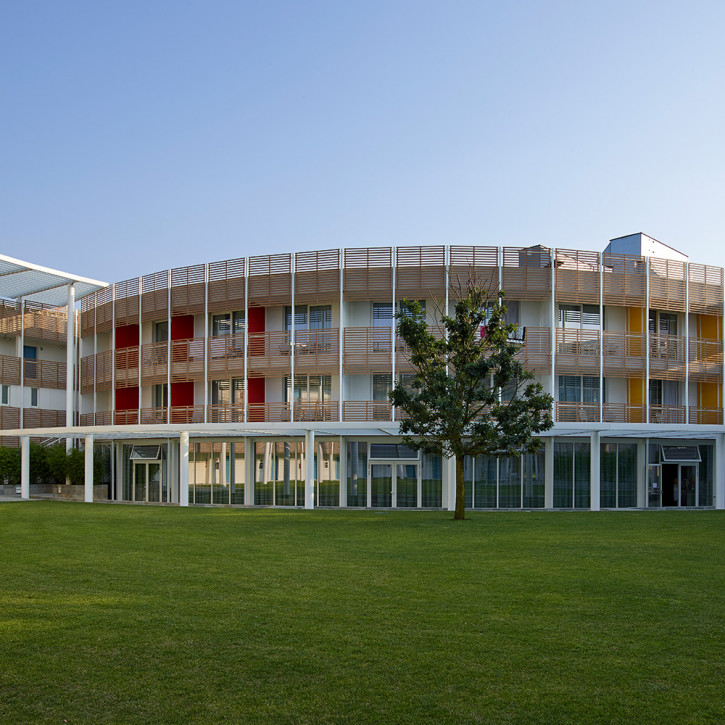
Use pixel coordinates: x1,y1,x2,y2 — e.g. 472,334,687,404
628,378,644,406
698,382,721,408
626,307,645,334
696,314,721,340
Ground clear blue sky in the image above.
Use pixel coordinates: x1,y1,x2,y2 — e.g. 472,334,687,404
2,1,724,283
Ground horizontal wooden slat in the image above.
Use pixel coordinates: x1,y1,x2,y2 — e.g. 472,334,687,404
344,247,393,300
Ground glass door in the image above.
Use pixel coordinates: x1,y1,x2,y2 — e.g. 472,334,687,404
396,464,418,507
133,461,163,502
680,465,697,507
370,464,392,507
134,463,146,502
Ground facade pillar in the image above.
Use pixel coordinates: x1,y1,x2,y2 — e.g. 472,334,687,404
179,431,189,507
84,434,94,503
716,432,725,510
445,455,456,511
21,436,30,500
544,437,554,508
590,430,600,511
304,429,315,509
244,437,254,505
66,283,76,449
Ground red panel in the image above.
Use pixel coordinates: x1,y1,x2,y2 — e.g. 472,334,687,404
171,381,194,407
115,386,139,410
171,315,194,340
115,324,139,349
248,377,265,405
248,307,265,333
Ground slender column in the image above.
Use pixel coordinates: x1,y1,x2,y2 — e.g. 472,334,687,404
544,437,554,508
590,430,600,511
243,267,249,423
19,298,24,429
645,258,650,424
203,263,209,423
84,434,94,503
339,435,347,507
111,287,116,422
304,429,315,509
599,252,604,422
179,431,189,507
138,276,143,425
244,437,253,505
290,258,295,423
20,435,29,499
684,262,689,422
550,249,556,407
445,455,456,511
167,270,171,425
93,296,97,423
338,249,344,422
636,438,646,508
110,440,116,501
391,247,396,422
716,432,725,510
66,284,76,450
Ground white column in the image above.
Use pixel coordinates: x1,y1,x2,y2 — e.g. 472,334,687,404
391,247,396,422
445,455,456,511
590,430,600,511
179,431,189,507
20,435,30,499
338,249,344,422
66,284,76,450
544,437,554,508
645,258,650,424
244,437,254,505
684,261,689,422
636,438,646,508
84,434,94,503
203,263,209,423
167,270,172,425
716,432,725,510
19,298,24,429
304,429,315,509
339,435,347,507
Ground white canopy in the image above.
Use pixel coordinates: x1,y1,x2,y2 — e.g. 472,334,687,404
0,253,107,306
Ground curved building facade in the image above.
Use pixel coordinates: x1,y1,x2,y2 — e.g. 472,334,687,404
6,233,725,510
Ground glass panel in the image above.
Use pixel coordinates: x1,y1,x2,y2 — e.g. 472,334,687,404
347,442,367,507
699,445,713,507
274,441,295,506
498,457,521,508
134,464,146,502
317,441,340,507
254,442,273,505
372,374,392,402
600,443,617,508
372,302,394,327
147,463,161,503
369,444,418,459
212,314,231,336
212,443,230,505
475,455,497,508
617,444,637,508
463,455,473,508
421,452,442,507
155,321,168,342
285,306,308,330
574,441,590,508
680,465,697,507
309,306,332,330
553,442,573,508
648,465,661,507
229,441,245,505
371,463,392,507
522,452,545,508
396,463,417,507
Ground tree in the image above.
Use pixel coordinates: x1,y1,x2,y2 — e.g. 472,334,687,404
389,282,554,520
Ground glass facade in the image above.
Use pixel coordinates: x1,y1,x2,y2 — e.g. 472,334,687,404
554,441,590,508
601,442,637,508
464,452,544,508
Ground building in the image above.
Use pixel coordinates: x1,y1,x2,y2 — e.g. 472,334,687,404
4,234,725,510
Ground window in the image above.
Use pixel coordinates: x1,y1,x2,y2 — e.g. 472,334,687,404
1,385,8,405
558,376,600,403
649,380,678,406
372,301,425,327
372,374,417,402
284,305,331,330
30,388,38,407
23,345,37,380
558,304,600,329
212,311,245,336
211,379,244,406
649,311,677,335
154,321,168,343
153,384,168,408
284,375,332,403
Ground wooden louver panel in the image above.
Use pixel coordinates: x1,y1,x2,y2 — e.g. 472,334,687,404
344,247,393,301
141,271,169,322
80,294,95,337
23,302,67,342
171,264,206,315
95,286,114,333
0,355,20,386
248,254,292,307
602,254,645,307
689,263,723,315
502,247,551,300
448,246,498,294
114,278,140,327
649,258,686,312
555,249,600,305
0,300,21,336
208,257,245,314
343,327,392,374
295,249,340,303
396,246,445,297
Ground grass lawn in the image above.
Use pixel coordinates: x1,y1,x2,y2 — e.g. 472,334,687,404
1,503,724,724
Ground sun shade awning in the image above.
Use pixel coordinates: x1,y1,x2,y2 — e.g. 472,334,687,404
0,253,107,306
661,445,701,463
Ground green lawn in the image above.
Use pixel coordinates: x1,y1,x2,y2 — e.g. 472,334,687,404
1,504,724,724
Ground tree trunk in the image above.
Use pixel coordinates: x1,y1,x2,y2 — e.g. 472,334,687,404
454,453,466,521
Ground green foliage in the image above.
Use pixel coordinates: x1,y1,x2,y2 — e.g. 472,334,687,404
0,446,20,486
390,283,554,518
0,442,88,486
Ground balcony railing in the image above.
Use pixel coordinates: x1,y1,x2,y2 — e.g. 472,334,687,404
342,401,392,421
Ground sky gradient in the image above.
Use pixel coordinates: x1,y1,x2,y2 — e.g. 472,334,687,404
2,1,724,284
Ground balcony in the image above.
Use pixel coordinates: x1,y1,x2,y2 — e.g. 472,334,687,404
342,401,392,422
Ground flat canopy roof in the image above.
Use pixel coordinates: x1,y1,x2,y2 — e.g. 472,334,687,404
0,253,108,306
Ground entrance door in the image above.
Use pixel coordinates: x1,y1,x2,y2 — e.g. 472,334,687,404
368,462,420,507
133,462,162,502
662,464,698,507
